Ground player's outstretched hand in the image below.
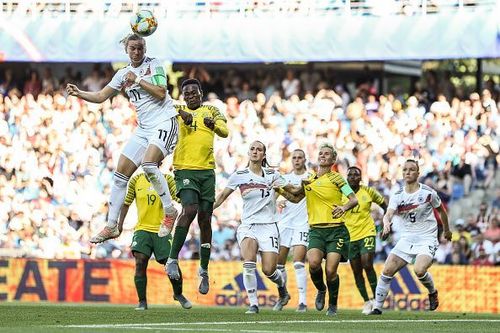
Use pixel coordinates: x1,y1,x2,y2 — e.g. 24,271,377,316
203,117,215,130
277,200,287,210
331,205,345,219
66,83,80,97
443,229,452,242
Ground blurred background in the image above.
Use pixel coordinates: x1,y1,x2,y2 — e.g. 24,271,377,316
0,0,498,269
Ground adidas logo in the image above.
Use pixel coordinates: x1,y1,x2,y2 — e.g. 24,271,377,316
389,266,421,295
222,271,268,291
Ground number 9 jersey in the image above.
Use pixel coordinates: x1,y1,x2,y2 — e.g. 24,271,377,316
225,168,286,225
388,183,442,239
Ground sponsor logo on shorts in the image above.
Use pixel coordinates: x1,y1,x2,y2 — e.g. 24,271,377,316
183,179,190,186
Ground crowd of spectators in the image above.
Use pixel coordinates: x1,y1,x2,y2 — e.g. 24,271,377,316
0,64,498,266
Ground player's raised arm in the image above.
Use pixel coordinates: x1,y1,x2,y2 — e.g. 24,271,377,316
206,107,229,138
213,187,235,209
66,84,117,104
124,68,166,101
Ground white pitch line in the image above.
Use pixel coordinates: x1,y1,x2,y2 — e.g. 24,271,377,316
57,319,500,329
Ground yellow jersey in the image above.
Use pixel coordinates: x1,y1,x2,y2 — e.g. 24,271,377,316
173,104,228,170
343,185,385,241
305,171,354,227
124,173,178,233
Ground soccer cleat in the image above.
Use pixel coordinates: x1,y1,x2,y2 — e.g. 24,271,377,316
90,225,120,243
315,290,326,311
245,305,259,314
173,294,192,309
429,290,439,311
198,267,210,295
158,204,178,237
362,300,373,315
296,303,307,312
273,300,283,311
165,260,181,280
277,286,291,307
134,301,148,311
326,304,337,316
369,308,383,315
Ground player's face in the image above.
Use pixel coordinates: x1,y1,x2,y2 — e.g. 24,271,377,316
183,84,202,110
291,151,306,171
127,40,146,64
318,147,336,167
347,168,361,187
402,162,419,183
248,142,266,163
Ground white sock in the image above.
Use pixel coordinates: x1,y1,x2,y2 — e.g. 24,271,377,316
373,274,393,310
277,264,287,286
107,172,129,228
243,262,258,306
294,261,307,305
266,269,284,287
142,162,172,213
418,272,436,294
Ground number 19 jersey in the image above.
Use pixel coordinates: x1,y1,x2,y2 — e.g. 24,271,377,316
278,171,310,229
226,168,286,225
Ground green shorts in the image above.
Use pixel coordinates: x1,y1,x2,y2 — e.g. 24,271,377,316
348,236,376,260
174,169,215,204
308,224,350,259
131,230,172,263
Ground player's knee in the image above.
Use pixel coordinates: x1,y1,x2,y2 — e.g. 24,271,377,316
325,268,338,280
362,262,374,272
308,259,322,271
134,259,148,276
261,265,276,277
413,267,427,278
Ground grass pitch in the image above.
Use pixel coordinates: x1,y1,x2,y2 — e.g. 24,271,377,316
0,303,499,333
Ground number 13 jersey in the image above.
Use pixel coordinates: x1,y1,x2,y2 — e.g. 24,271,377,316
226,168,286,225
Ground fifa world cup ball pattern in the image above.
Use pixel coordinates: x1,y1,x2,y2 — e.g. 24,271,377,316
130,9,158,37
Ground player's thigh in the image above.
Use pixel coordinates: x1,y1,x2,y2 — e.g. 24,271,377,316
121,133,148,172
131,230,154,259
324,225,350,262
153,233,173,264
348,238,363,261
239,236,259,262
413,254,434,277
307,248,324,269
145,117,179,160
382,253,408,277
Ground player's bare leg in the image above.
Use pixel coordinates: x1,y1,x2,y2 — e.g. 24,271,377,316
370,254,407,315
414,254,439,311
90,154,137,243
142,144,177,237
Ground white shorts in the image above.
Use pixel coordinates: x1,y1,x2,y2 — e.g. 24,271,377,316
279,225,309,248
122,117,179,166
236,223,280,254
390,237,439,263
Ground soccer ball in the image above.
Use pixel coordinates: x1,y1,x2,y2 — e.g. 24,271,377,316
130,9,158,37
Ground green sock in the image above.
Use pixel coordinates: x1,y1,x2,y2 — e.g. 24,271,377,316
170,269,183,296
169,226,189,259
367,270,378,299
310,268,326,292
200,243,211,270
354,275,369,302
327,275,340,306
134,275,147,302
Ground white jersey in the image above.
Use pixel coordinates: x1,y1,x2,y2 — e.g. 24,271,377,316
226,167,286,225
278,171,310,229
108,57,176,129
388,183,442,239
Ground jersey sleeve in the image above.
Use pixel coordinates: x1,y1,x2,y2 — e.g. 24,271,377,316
430,190,442,208
388,193,399,211
367,186,385,206
107,69,124,91
211,106,227,122
124,174,139,205
226,172,242,190
165,174,179,203
329,173,354,196
150,59,167,86
272,172,287,188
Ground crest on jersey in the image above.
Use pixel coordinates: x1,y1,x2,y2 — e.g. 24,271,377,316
183,179,190,185
140,65,151,77
418,196,424,203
